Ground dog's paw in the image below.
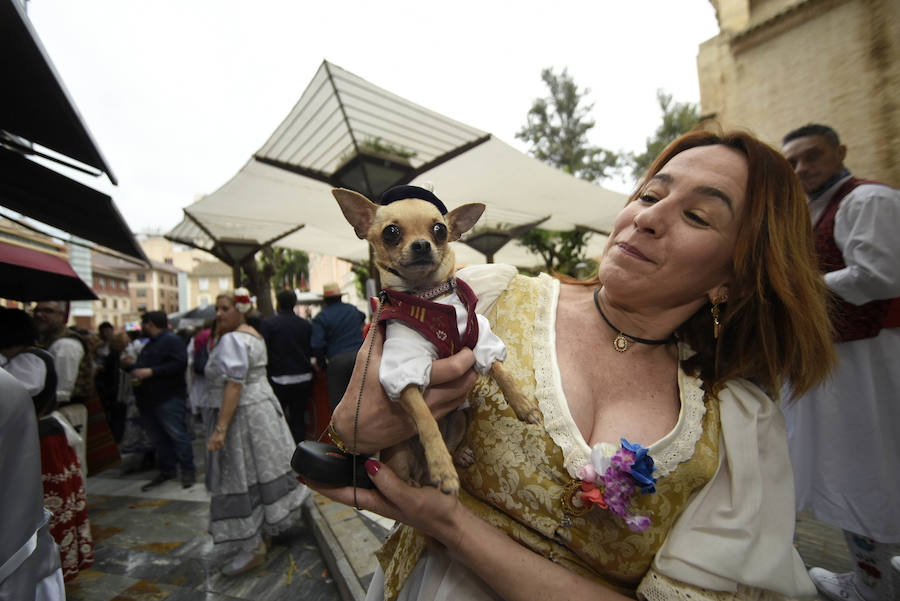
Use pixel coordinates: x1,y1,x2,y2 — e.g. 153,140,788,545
428,460,460,495
453,446,476,468
509,395,542,424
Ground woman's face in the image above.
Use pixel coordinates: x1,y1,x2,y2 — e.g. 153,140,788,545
215,297,242,333
598,144,748,311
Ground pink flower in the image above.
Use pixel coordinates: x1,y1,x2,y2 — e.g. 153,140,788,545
577,463,598,483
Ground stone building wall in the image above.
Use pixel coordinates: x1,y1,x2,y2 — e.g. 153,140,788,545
699,0,900,186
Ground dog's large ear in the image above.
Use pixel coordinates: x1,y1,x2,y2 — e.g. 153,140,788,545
445,203,486,241
332,188,379,240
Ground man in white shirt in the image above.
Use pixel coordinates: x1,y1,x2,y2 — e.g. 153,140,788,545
33,301,91,476
781,124,900,601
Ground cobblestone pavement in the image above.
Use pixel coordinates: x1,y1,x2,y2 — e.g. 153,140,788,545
66,426,341,601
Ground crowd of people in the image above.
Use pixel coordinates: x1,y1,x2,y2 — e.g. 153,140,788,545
2,123,898,601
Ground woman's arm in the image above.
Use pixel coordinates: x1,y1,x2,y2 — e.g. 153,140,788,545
309,460,631,601
330,324,478,454
208,380,241,451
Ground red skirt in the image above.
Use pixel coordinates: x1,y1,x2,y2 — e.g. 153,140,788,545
40,430,94,582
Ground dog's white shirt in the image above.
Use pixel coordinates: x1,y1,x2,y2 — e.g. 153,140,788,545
379,288,507,400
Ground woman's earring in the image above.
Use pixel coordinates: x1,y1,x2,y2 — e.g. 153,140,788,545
711,295,728,339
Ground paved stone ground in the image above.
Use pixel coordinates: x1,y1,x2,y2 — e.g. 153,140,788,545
66,424,341,601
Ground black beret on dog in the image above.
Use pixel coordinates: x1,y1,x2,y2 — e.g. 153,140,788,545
380,185,447,215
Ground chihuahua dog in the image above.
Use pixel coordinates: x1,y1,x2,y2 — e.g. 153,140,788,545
333,185,540,494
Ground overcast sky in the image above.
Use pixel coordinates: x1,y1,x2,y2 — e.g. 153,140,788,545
25,0,720,234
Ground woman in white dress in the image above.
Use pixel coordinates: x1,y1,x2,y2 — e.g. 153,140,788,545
205,287,309,576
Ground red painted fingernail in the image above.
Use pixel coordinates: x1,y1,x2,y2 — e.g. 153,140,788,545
365,459,381,476
296,476,306,484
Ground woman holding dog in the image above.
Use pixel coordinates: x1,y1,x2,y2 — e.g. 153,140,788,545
204,288,309,576
312,130,836,600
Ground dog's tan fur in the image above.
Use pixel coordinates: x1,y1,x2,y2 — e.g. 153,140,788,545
333,188,540,494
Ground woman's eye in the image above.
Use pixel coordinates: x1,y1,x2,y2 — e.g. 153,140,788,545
639,194,659,204
685,212,709,226
382,224,402,246
431,222,448,243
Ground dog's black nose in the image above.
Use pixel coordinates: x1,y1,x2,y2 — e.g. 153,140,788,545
411,240,431,255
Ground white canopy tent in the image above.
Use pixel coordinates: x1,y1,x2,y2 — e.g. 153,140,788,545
167,61,629,269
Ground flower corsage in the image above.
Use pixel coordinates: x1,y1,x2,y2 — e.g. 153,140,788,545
562,438,657,533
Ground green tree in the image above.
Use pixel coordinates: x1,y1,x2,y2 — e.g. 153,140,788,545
629,90,700,180
270,248,310,291
518,228,596,277
243,246,310,317
516,67,619,181
515,67,615,276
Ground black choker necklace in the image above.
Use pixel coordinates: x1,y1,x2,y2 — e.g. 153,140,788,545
593,287,675,352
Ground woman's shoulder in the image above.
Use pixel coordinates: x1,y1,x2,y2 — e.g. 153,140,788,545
458,264,553,314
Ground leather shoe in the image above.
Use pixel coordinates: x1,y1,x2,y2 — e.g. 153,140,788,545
141,473,173,492
181,472,196,489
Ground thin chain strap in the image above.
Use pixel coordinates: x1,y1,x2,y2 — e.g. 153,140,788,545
350,294,386,509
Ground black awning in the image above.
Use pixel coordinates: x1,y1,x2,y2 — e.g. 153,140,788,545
0,151,146,261
0,0,116,184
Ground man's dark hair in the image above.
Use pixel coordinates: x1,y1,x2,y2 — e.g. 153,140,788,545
141,310,168,329
0,308,37,347
99,321,113,331
782,123,841,147
276,289,298,312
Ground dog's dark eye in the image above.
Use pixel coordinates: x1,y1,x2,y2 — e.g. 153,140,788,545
431,222,447,243
382,224,402,246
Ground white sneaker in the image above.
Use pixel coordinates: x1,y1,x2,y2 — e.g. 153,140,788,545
808,568,865,601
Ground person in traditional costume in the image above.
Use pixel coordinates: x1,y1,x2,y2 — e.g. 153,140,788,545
0,368,65,601
781,124,900,601
33,301,120,477
313,130,837,600
0,308,94,582
205,288,309,576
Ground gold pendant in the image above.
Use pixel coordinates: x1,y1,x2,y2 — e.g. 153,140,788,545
613,333,630,352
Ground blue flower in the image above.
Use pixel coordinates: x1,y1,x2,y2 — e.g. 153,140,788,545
620,438,657,494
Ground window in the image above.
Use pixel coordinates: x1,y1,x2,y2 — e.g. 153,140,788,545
101,299,107,309
136,272,146,282
198,278,209,291
138,305,147,313
164,258,173,265
199,295,210,305
136,289,147,298
218,278,230,290
98,277,106,288
113,299,118,309
120,281,127,290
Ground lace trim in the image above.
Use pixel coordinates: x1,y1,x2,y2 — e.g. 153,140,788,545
531,276,707,480
637,568,782,601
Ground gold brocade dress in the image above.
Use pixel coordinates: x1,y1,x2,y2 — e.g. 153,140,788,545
376,273,722,600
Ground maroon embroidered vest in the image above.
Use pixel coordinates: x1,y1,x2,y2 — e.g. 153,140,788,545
377,279,480,358
814,177,900,342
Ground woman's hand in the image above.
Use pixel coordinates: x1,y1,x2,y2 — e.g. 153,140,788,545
330,323,478,454
306,459,464,547
207,429,226,451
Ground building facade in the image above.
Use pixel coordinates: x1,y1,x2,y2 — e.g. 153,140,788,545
698,0,900,186
126,260,180,316
188,260,234,308
90,252,137,329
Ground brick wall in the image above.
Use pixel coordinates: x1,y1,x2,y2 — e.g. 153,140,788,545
699,0,900,186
